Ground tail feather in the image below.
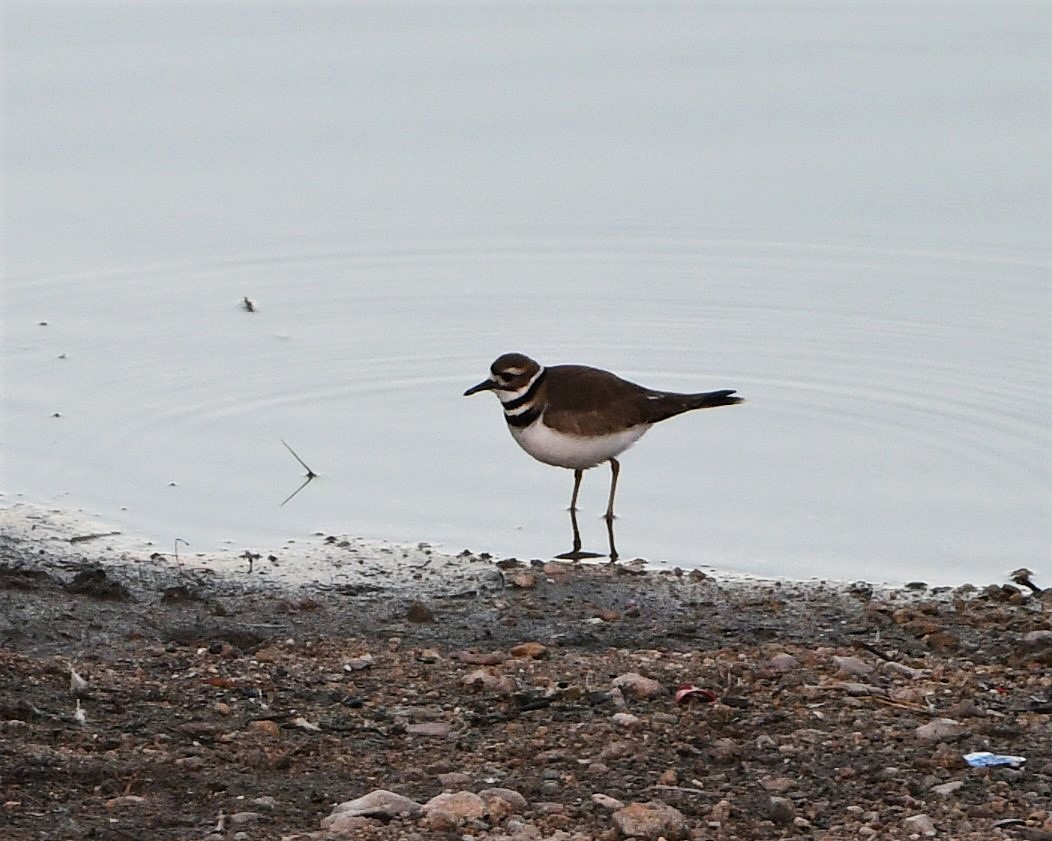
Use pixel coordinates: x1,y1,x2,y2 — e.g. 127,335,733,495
687,389,743,410
645,389,743,423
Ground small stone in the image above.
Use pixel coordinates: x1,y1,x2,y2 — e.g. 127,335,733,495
710,737,740,762
767,796,795,826
322,813,372,834
437,771,473,789
478,787,527,812
837,681,875,696
509,572,536,589
882,661,927,680
405,721,451,737
915,718,967,741
343,654,374,671
656,768,678,787
462,668,516,694
1021,630,1052,650
768,652,800,672
246,719,281,739
903,813,937,836
329,789,423,820
229,811,260,825
611,672,663,699
592,793,625,811
105,795,147,809
832,655,874,676
455,649,506,665
611,712,642,729
510,641,547,659
930,780,964,796
423,790,486,828
406,602,434,623
759,776,795,793
612,800,688,840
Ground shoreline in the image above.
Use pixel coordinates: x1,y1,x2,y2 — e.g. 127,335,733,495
1,500,1049,840
0,498,999,595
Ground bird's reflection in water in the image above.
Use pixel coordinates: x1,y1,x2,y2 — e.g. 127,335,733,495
555,506,619,562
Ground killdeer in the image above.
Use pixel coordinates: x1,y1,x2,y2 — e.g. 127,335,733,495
464,353,743,556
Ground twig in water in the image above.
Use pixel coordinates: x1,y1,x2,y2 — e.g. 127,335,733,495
280,439,318,506
241,550,261,573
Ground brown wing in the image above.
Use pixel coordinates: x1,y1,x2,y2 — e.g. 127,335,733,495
542,365,656,436
543,365,743,435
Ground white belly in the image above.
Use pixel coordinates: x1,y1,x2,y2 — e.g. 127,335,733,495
510,418,649,469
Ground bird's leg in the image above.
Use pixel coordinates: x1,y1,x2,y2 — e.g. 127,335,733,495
556,471,602,561
604,458,620,522
568,468,583,512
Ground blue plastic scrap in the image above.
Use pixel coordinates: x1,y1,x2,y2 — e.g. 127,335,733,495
963,751,1026,768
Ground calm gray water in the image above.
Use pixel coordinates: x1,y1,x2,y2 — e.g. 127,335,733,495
3,3,1050,584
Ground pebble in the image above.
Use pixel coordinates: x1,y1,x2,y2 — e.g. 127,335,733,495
405,721,451,737
327,789,423,821
612,800,688,840
882,661,928,680
322,813,372,835
105,795,147,809
509,572,536,589
903,813,937,836
611,672,664,699
611,712,642,729
767,796,795,826
406,601,434,623
229,811,260,825
510,641,547,659
1021,629,1052,649
755,734,778,751
479,786,528,813
768,652,800,671
710,737,740,762
915,718,967,741
592,793,625,811
462,668,516,694
832,655,874,676
245,719,281,739
343,654,374,671
423,790,486,829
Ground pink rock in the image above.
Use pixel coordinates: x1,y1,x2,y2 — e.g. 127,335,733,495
423,790,486,827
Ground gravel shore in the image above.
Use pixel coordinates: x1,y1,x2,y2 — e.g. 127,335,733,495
0,505,1049,840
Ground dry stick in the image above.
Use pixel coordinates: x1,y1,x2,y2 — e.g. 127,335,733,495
280,439,318,506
